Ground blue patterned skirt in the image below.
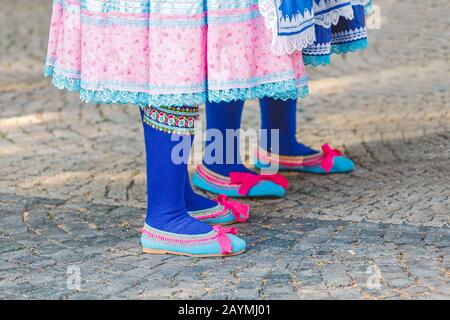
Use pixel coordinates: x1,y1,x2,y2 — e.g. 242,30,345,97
303,1,371,66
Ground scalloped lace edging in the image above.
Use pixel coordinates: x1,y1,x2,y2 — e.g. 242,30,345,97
44,66,205,108
331,38,368,54
208,82,309,103
304,55,331,67
304,38,368,66
44,66,309,106
271,27,316,56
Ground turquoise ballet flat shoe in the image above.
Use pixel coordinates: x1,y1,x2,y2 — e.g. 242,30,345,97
294,156,355,173
254,144,355,174
192,165,287,198
141,224,246,257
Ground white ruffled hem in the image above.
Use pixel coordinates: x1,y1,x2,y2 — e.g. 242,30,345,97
258,0,316,55
258,0,361,55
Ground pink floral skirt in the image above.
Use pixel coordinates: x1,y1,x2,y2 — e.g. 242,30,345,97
45,0,308,109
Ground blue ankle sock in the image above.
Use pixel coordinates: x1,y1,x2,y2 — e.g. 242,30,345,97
203,100,254,177
259,98,319,156
140,109,212,235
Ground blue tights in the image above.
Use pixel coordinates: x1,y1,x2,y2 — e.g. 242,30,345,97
203,98,318,176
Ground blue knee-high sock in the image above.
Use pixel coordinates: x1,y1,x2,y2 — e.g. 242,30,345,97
259,98,318,156
184,131,218,211
140,109,212,235
203,100,254,177
185,172,218,211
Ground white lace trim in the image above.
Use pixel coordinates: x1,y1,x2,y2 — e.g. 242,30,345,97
303,42,332,55
258,0,363,55
258,0,316,55
331,26,367,44
304,26,367,55
313,0,355,28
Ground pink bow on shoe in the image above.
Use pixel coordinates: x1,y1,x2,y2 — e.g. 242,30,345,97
229,172,289,196
213,225,238,255
216,195,250,223
320,144,342,173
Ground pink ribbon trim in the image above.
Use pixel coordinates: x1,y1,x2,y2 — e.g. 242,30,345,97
216,195,250,223
319,144,342,173
213,225,238,255
229,172,289,196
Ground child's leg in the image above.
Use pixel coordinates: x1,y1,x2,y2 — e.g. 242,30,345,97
192,101,287,198
202,100,253,176
140,109,211,235
256,98,355,174
182,123,249,224
139,108,245,256
137,108,217,216
140,108,248,225
181,104,250,222
184,172,218,211
259,97,319,156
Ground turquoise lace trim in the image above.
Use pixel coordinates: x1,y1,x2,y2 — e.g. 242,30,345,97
304,55,331,67
44,66,205,108
44,66,309,107
208,80,309,103
331,38,368,55
304,38,368,67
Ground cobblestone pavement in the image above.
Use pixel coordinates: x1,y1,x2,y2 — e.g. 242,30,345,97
0,0,449,299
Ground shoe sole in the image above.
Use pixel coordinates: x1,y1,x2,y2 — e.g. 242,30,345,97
209,220,237,226
142,248,246,257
